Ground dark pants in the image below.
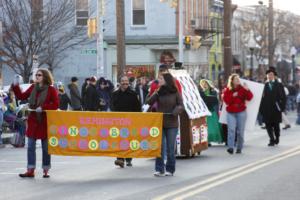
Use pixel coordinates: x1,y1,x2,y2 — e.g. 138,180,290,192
27,138,51,170
117,158,132,163
266,122,280,143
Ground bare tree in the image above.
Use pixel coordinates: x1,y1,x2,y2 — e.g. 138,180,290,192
239,7,300,65
0,0,90,82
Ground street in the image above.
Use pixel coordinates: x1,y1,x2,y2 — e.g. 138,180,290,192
0,113,299,200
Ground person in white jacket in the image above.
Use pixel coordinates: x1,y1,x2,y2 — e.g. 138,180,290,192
282,86,291,130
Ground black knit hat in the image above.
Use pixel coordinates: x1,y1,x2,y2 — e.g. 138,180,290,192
71,76,78,82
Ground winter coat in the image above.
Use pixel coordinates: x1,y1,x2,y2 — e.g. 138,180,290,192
111,88,141,112
68,83,81,110
199,88,218,112
12,84,59,139
97,88,111,111
146,86,183,128
84,84,100,111
223,85,253,113
58,93,71,110
135,84,149,105
260,80,286,124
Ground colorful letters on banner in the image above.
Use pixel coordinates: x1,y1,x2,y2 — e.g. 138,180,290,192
46,111,163,158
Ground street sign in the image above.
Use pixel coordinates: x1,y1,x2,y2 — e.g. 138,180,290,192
80,49,97,55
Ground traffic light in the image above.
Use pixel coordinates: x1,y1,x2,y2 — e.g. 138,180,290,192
192,36,202,49
87,18,97,38
184,36,191,50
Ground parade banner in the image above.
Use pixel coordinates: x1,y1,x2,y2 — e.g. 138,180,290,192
219,79,264,131
46,111,163,158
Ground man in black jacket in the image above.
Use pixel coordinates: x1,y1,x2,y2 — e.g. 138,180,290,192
260,67,286,146
84,76,100,111
111,75,141,168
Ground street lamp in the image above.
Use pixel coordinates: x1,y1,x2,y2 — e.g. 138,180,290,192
248,30,256,80
290,46,297,84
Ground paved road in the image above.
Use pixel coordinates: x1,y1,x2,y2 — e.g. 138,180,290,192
0,113,299,200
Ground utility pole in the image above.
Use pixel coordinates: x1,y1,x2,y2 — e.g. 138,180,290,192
223,0,232,80
178,0,184,63
97,0,105,78
116,0,126,76
268,0,274,66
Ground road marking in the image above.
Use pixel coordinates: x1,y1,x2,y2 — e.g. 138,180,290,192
152,146,300,200
174,150,300,200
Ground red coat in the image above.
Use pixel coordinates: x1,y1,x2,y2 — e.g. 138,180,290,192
13,84,59,139
223,85,253,113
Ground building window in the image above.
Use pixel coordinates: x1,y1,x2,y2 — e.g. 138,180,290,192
132,0,145,26
76,0,89,26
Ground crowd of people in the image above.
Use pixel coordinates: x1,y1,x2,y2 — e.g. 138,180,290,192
1,62,300,178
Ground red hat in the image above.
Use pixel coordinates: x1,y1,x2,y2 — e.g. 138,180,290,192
90,76,97,82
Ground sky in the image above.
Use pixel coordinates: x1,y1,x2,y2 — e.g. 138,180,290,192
232,0,300,15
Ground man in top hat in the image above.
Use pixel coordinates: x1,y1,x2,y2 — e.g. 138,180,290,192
259,67,286,146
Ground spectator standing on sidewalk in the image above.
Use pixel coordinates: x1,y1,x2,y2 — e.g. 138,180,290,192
0,92,7,147
58,86,71,111
111,75,141,168
68,77,82,111
223,74,253,154
146,73,183,176
260,67,286,146
12,68,59,178
84,76,100,111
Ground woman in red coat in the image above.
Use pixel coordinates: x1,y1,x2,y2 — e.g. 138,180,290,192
223,74,253,154
12,68,59,178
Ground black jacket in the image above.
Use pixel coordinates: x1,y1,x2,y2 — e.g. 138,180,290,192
260,80,286,123
111,88,141,112
135,85,149,105
84,84,100,111
58,93,71,110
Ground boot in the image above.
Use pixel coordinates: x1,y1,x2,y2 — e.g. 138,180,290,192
43,169,50,178
19,169,35,178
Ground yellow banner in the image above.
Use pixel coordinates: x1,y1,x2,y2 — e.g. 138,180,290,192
46,111,163,158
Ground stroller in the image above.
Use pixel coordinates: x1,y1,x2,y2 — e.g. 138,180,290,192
9,104,28,148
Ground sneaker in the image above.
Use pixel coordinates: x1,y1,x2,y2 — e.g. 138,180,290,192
227,148,234,155
153,171,165,177
268,142,275,146
236,149,242,154
126,161,133,167
165,172,173,176
114,160,124,168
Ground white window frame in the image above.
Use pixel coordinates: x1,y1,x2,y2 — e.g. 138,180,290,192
75,0,89,27
131,0,146,27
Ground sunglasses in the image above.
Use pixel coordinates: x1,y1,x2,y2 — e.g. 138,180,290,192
36,74,43,77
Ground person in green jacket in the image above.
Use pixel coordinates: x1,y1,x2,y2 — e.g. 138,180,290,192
199,79,223,145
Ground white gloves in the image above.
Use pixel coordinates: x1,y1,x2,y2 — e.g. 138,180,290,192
36,106,43,113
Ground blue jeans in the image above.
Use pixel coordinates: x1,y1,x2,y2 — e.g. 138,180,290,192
227,111,247,150
27,138,51,170
155,128,177,174
0,109,3,145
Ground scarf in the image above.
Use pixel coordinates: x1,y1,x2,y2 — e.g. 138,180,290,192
28,84,49,123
